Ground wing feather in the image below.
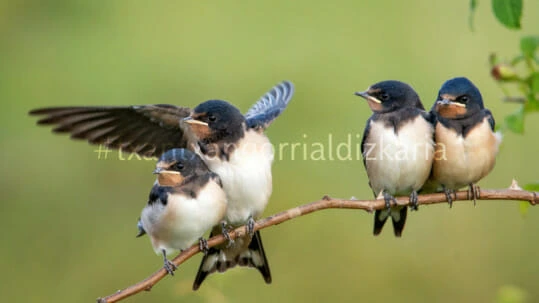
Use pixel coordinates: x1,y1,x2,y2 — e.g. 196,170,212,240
29,105,192,157
244,81,294,130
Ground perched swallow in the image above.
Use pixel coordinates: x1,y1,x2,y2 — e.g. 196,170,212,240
137,148,227,275
356,80,434,237
29,80,294,288
424,77,502,205
188,85,294,290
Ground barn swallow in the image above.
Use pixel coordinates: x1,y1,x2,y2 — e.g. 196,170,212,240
424,77,502,206
29,80,294,287
137,148,227,275
356,80,434,237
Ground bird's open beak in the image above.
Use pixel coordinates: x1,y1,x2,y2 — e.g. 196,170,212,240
183,116,209,126
153,167,163,174
355,91,382,104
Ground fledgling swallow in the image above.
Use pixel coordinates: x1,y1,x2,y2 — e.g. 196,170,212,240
423,77,502,206
29,80,294,288
137,148,227,275
356,80,434,237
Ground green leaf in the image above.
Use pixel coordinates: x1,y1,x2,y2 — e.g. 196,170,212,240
524,99,539,112
469,0,478,31
504,107,525,133
524,182,539,191
530,72,539,94
519,201,530,216
520,182,539,216
491,0,522,30
510,54,524,65
520,36,539,59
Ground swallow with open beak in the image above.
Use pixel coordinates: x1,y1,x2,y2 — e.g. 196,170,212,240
423,77,502,206
137,148,227,275
29,80,294,288
356,80,434,237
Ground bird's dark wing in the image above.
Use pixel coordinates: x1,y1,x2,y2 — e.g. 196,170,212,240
360,117,372,169
421,110,436,125
29,104,192,157
484,109,496,131
244,81,294,130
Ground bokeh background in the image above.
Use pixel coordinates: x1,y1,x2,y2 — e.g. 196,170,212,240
1,1,538,303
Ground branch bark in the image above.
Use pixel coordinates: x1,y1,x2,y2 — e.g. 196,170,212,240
97,186,538,303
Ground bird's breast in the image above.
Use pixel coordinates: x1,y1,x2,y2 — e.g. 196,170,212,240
202,130,274,225
432,117,502,189
141,180,227,254
363,116,434,195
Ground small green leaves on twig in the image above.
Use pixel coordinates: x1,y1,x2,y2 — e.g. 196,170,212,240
469,0,523,31
520,36,539,60
521,182,539,216
491,0,522,30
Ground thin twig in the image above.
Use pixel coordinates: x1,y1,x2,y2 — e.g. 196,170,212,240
97,186,538,303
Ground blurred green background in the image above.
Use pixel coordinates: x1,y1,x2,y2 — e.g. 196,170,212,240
1,1,538,303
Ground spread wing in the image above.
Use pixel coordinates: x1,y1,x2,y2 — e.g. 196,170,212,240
29,104,192,157
244,80,294,130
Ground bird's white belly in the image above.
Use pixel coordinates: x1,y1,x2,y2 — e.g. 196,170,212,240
203,131,274,226
364,117,434,195
141,181,227,255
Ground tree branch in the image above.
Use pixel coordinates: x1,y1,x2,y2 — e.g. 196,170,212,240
97,185,538,303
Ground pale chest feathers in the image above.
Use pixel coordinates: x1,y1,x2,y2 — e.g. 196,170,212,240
201,130,274,225
141,180,227,255
432,118,502,189
364,116,434,195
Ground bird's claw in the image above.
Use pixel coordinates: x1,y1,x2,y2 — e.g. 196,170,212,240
442,186,455,208
198,237,209,255
383,191,396,209
221,221,235,248
164,260,177,276
246,217,256,238
409,191,419,211
162,250,177,276
469,184,479,206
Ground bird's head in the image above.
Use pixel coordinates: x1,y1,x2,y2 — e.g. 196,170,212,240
355,80,424,113
434,77,484,119
153,148,208,186
183,100,245,143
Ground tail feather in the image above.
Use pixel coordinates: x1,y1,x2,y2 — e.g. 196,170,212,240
248,230,271,283
373,210,389,236
193,230,271,290
391,206,407,237
373,207,407,237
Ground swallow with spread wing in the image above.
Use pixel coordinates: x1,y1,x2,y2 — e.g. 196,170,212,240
30,80,295,288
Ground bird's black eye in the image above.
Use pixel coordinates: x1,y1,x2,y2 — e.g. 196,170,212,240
208,114,217,122
175,162,184,170
380,93,390,101
459,96,469,103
